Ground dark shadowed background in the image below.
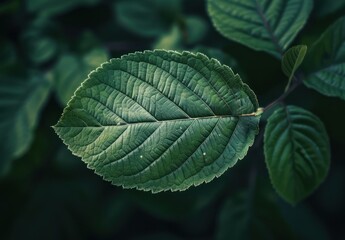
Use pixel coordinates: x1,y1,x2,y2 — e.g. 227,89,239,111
1,0,345,239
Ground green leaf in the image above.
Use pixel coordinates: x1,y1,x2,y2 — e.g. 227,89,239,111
115,0,181,38
54,50,260,192
281,45,307,91
282,45,307,80
207,0,313,58
264,105,330,205
52,48,108,105
303,17,345,101
0,74,51,175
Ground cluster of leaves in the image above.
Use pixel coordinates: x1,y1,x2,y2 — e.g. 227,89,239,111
1,0,345,239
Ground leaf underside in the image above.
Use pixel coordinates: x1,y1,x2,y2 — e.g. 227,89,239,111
264,105,330,204
207,0,313,58
303,17,345,100
54,50,260,192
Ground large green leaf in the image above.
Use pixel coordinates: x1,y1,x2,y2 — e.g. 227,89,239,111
303,17,345,101
114,0,181,37
264,105,330,205
54,50,260,192
0,74,51,175
207,0,313,58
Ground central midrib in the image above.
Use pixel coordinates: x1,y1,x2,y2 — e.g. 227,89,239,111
55,114,257,128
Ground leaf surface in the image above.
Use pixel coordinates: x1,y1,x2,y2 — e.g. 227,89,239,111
264,105,330,204
303,17,345,100
0,74,51,175
207,0,313,58
54,50,260,192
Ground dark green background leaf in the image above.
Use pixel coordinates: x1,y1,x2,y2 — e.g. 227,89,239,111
303,17,345,101
0,74,51,175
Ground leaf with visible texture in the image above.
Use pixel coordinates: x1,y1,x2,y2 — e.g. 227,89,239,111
207,0,313,58
264,105,330,205
303,17,345,101
115,0,181,37
0,74,51,175
54,50,260,192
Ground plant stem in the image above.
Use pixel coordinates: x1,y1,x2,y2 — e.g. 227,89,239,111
263,76,302,112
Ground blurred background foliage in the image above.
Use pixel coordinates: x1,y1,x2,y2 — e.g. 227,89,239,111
0,0,345,239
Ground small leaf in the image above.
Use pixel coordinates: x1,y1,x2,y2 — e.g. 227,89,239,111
281,45,307,91
282,45,307,80
207,0,313,58
54,50,260,192
115,0,181,37
302,17,345,101
264,105,330,205
0,74,51,175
